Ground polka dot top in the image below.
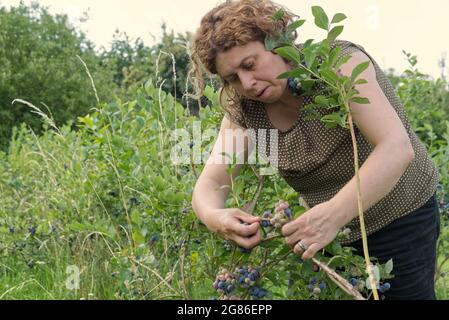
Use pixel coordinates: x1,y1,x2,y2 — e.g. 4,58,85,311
223,40,439,245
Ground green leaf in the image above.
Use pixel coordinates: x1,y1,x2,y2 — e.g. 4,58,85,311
302,79,316,92
321,111,347,128
264,37,278,51
331,13,347,24
287,19,306,33
312,6,329,30
265,32,295,51
303,39,314,49
153,175,165,191
132,229,145,245
351,60,371,82
278,244,293,256
273,9,285,21
351,97,370,104
314,95,329,107
259,239,281,249
293,206,306,219
131,210,141,224
276,71,289,79
334,55,352,71
305,52,317,68
274,46,301,65
69,222,89,232
327,25,344,43
354,79,368,85
264,271,279,284
328,46,342,67
320,69,339,85
385,259,393,275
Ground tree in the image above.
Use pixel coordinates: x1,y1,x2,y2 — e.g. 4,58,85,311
0,2,115,151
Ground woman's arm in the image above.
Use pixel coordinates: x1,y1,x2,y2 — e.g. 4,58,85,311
191,116,262,248
282,50,415,259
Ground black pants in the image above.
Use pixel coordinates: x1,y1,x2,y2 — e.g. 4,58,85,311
347,193,441,300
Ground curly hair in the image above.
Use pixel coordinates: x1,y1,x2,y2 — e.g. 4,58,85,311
190,0,298,117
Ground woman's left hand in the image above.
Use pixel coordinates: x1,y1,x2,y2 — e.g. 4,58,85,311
281,201,342,260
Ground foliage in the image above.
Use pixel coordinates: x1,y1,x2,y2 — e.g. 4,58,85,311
0,4,448,301
0,2,115,151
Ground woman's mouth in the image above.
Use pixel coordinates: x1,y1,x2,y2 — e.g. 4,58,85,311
257,87,267,98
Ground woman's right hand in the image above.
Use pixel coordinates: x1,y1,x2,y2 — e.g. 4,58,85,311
210,208,262,249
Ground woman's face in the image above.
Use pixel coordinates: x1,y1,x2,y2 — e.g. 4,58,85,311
215,41,291,104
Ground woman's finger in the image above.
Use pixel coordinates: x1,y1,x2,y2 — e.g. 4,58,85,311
301,243,322,261
234,221,260,237
236,211,260,224
233,229,261,249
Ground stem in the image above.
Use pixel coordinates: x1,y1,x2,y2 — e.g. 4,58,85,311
129,256,179,295
343,97,379,301
242,175,265,214
312,257,366,300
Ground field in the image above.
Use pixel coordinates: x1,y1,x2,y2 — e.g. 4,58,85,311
1,52,448,300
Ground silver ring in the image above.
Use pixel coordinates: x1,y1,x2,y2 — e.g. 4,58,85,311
296,240,308,251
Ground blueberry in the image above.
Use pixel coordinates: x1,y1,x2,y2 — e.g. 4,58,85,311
262,211,271,218
382,282,391,292
349,278,358,286
309,277,317,285
28,226,36,235
250,269,260,278
8,227,15,234
319,282,326,291
226,285,235,293
27,260,34,268
150,234,159,242
218,282,226,290
284,208,292,219
307,284,314,292
129,197,139,206
239,247,251,253
251,287,260,296
257,288,267,298
108,191,118,197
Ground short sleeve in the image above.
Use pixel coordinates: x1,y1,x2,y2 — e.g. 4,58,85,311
222,103,247,128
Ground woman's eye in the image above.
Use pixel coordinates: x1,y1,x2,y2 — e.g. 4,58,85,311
243,62,254,70
227,75,238,83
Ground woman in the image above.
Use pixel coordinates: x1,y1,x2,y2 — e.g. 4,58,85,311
190,0,440,300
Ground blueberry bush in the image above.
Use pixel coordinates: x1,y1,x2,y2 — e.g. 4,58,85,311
0,7,448,300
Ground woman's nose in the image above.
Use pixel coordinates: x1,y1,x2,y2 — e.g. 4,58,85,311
239,72,257,91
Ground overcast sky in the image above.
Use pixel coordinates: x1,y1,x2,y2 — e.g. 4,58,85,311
1,0,448,79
